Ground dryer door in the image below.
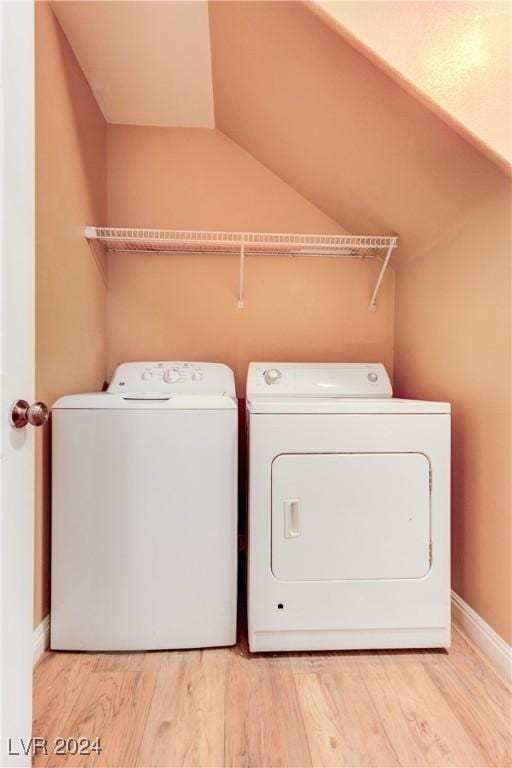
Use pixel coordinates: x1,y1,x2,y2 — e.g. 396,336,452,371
271,453,431,581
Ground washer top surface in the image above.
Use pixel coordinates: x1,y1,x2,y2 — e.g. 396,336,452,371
246,362,450,414
53,361,237,410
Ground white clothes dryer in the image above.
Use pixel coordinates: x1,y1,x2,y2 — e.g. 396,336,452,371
51,362,238,651
246,362,450,652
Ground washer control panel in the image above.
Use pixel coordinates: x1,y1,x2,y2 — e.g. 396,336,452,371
247,362,392,398
108,362,235,397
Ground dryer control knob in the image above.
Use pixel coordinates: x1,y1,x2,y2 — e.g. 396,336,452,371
142,370,153,381
164,368,181,384
368,372,378,382
264,368,282,385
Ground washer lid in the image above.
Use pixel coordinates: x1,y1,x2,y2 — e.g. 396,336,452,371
247,362,392,398
53,393,236,410
247,397,450,414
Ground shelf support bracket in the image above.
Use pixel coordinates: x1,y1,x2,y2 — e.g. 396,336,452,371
238,240,246,309
368,242,395,312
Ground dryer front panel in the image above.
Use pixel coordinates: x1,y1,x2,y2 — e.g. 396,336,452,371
271,452,430,582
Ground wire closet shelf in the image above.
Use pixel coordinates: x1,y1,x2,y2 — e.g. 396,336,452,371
84,226,398,311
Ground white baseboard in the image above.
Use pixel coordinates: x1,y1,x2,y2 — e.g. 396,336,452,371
33,614,50,666
451,591,512,683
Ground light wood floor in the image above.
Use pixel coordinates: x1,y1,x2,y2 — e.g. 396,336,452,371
33,624,511,768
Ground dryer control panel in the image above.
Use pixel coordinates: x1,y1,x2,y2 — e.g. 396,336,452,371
247,363,392,398
108,362,236,397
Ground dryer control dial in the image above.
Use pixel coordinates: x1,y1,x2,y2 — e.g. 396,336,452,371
368,372,379,383
264,368,282,385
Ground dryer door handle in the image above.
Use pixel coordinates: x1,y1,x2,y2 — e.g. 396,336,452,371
284,499,301,538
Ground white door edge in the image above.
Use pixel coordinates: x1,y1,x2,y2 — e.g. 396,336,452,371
0,2,35,765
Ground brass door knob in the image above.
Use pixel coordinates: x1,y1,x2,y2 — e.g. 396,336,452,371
9,399,49,428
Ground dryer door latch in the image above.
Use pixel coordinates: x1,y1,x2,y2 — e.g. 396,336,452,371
284,499,301,538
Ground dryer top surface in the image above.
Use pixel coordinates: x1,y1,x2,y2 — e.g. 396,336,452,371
247,397,450,415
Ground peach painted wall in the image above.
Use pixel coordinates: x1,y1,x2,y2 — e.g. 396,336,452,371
394,173,511,643
106,126,395,392
35,2,107,626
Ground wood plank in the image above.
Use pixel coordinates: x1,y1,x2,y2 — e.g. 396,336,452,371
224,653,312,767
295,665,399,767
420,630,512,767
46,670,156,768
94,652,147,673
33,652,98,768
137,649,227,767
360,655,488,767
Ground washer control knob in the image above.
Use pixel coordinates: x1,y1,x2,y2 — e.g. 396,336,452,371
368,372,379,383
192,371,203,381
142,370,153,381
164,368,181,384
264,368,282,386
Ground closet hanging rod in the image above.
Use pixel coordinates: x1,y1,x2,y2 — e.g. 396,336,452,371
85,227,398,310
106,247,384,258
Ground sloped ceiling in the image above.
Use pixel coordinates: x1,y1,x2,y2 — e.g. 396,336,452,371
209,1,506,252
311,1,511,167
50,0,214,127
50,0,510,168
49,0,508,248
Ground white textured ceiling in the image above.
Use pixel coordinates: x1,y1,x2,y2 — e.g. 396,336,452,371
50,0,214,128
313,1,511,166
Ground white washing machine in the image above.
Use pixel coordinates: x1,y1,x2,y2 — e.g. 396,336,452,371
51,361,238,651
246,362,451,652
